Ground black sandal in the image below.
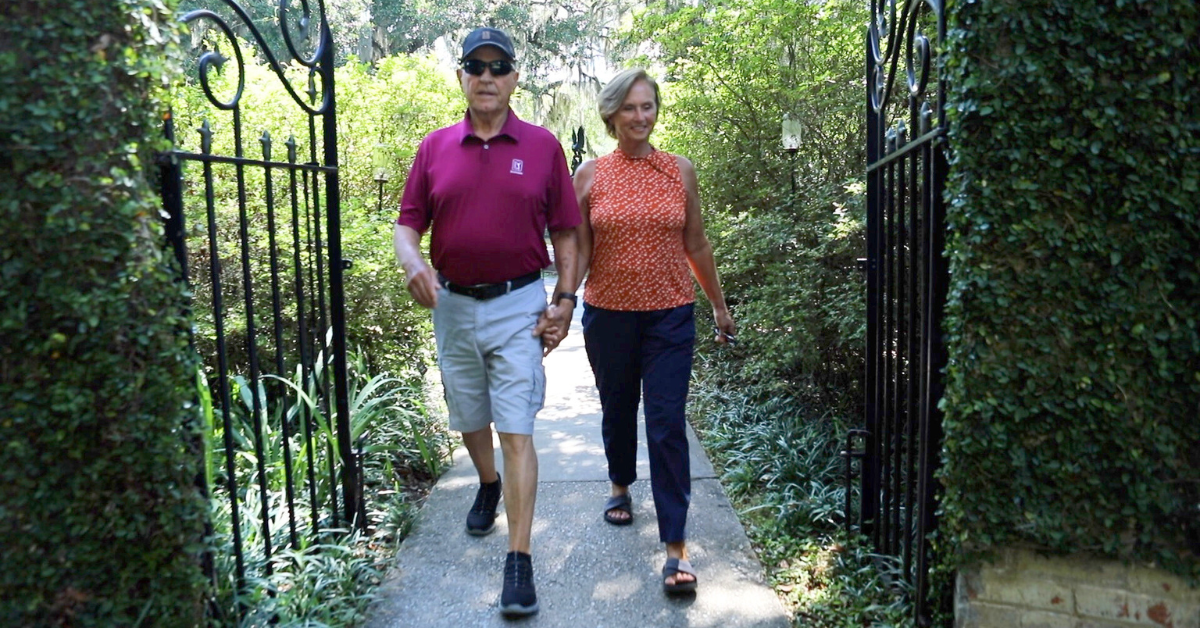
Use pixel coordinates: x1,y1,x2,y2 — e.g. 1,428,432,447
602,493,633,526
662,557,698,594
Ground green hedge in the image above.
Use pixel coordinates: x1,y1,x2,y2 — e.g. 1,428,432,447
939,0,1200,577
0,0,208,624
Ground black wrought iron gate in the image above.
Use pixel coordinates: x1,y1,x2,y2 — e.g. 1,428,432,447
157,0,359,613
854,0,950,624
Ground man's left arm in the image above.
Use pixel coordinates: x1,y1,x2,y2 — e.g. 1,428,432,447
533,228,578,355
549,228,579,308
531,140,583,355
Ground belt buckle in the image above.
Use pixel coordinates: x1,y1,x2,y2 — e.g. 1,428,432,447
466,281,498,300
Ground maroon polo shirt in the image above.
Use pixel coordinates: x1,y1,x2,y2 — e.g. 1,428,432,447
397,109,581,286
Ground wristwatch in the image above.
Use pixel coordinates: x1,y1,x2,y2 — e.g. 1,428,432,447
554,292,578,307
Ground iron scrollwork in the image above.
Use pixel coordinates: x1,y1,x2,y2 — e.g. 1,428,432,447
868,0,942,141
181,0,334,114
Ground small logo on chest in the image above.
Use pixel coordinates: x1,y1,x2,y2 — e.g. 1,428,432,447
510,159,524,175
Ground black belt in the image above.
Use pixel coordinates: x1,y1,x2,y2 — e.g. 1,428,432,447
438,270,541,300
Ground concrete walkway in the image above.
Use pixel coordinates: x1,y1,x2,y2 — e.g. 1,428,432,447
366,278,790,628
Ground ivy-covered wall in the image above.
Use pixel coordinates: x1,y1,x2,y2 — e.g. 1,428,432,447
0,0,207,624
939,0,1200,578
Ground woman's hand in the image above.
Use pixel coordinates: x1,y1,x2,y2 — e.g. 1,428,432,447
713,308,736,346
534,304,569,356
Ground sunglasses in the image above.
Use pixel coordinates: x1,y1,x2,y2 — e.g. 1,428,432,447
461,58,515,77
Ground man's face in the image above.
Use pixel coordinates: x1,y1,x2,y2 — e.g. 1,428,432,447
457,46,519,117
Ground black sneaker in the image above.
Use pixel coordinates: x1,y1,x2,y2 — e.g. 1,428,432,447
499,551,538,617
466,476,502,536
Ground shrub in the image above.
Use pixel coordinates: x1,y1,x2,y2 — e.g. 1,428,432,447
0,0,208,624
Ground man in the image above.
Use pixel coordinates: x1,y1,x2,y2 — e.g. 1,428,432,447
392,26,580,618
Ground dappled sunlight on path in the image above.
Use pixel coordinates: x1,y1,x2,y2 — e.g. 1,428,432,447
366,277,789,627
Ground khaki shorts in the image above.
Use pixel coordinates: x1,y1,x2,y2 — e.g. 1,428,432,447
432,280,547,435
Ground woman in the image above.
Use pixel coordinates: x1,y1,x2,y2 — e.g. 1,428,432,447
573,68,736,595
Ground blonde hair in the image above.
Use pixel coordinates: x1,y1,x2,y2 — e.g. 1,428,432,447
597,69,661,139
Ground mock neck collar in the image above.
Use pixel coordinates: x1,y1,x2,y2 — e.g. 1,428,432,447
615,144,658,160
458,108,522,143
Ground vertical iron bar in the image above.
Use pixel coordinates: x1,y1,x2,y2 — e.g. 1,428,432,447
904,111,922,583
893,124,908,562
233,107,274,573
880,130,897,554
862,35,881,538
915,15,950,616
306,109,337,528
262,131,300,550
162,113,189,286
319,26,359,529
915,137,947,627
291,139,320,537
161,113,221,615
200,120,246,599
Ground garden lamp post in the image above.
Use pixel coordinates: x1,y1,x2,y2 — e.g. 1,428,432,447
781,113,801,193
372,142,390,213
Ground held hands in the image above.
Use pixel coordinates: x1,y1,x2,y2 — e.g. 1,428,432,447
404,261,439,309
533,301,574,356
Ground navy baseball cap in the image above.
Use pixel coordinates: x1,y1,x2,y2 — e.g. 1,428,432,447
460,27,517,61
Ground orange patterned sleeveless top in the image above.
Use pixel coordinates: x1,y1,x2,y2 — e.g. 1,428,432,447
583,148,694,311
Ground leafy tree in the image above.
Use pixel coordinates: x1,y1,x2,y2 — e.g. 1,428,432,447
368,0,640,147
173,0,637,157
178,0,371,66
624,0,869,408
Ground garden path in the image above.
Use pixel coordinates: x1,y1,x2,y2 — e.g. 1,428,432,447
366,277,789,627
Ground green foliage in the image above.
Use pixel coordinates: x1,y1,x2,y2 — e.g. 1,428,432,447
0,0,208,624
690,355,849,537
630,0,866,212
939,0,1200,578
624,0,868,410
204,347,452,624
235,538,385,627
714,192,866,410
169,49,460,379
689,359,916,626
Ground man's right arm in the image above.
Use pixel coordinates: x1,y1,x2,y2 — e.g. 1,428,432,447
393,223,439,309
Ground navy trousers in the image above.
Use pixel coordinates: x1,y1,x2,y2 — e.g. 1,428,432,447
582,302,695,543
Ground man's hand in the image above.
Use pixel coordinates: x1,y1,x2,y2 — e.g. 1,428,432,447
404,262,440,309
394,224,438,308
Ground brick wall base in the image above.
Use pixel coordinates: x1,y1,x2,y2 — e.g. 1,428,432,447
956,548,1198,628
